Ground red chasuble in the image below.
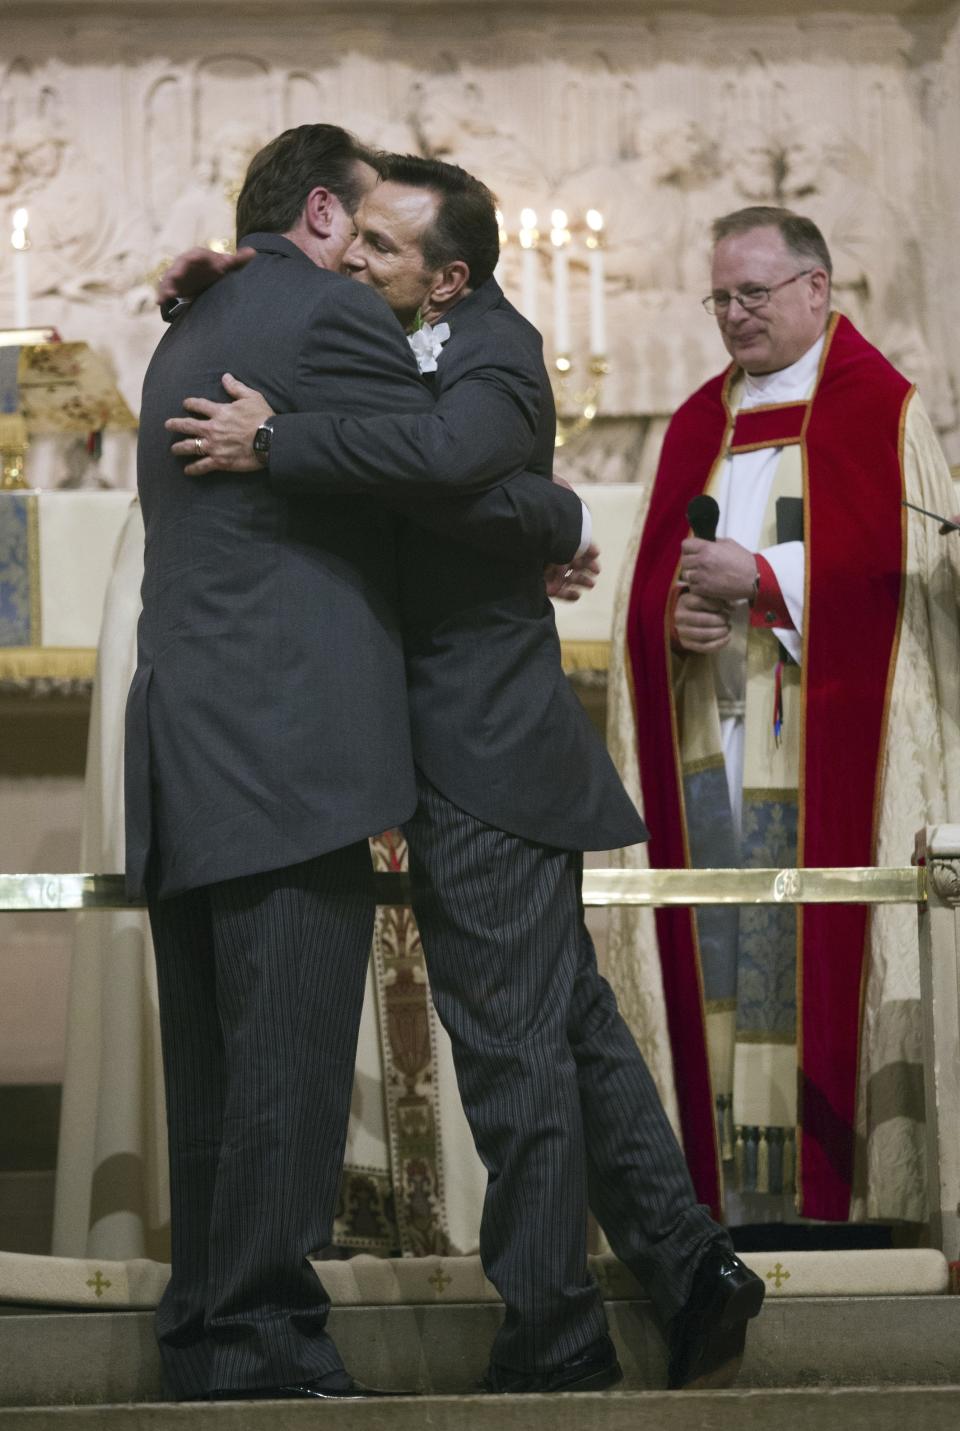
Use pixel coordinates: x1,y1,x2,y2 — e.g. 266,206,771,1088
625,314,911,1220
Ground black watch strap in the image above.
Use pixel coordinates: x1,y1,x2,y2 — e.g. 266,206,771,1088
252,418,275,462
160,297,192,324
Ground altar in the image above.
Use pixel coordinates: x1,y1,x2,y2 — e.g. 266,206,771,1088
0,482,643,689
0,490,133,686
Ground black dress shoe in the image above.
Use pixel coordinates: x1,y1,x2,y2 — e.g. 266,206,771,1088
481,1333,624,1394
668,1246,765,1390
210,1372,416,1400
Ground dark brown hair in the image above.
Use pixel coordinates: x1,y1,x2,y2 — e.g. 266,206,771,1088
235,124,373,243
379,153,500,289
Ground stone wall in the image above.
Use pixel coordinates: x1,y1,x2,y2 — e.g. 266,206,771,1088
1,1,959,487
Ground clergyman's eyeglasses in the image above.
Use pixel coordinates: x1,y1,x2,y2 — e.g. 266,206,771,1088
702,269,814,316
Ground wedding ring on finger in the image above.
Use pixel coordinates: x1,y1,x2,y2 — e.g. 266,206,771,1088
195,436,205,457
563,567,575,582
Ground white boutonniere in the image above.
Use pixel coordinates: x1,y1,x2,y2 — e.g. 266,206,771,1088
408,319,451,374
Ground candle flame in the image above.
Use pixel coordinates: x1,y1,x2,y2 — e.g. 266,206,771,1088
586,209,604,232
11,207,29,249
520,208,538,230
550,209,568,229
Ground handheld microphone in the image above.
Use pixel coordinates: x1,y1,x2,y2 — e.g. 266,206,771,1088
687,494,719,542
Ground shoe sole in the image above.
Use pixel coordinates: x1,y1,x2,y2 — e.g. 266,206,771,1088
485,1364,625,1395
718,1273,766,1331
672,1272,766,1390
682,1326,747,1390
561,1363,624,1393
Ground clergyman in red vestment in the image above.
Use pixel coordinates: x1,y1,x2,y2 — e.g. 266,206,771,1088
608,206,960,1226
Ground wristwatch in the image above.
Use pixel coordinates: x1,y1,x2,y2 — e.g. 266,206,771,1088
252,418,275,466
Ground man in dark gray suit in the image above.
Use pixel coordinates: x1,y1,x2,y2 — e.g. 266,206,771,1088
166,154,765,1395
129,127,583,1404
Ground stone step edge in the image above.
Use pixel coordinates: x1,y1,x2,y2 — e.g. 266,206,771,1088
2,1385,960,1429
0,1247,949,1312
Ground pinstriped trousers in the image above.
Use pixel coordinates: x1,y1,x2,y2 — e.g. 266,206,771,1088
405,774,728,1373
147,843,375,1399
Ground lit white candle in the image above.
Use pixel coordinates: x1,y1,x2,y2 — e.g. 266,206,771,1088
586,209,606,358
10,208,29,329
550,209,571,358
518,208,539,327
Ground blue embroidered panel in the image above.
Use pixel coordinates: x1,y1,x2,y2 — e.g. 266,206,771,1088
0,494,35,647
737,794,798,1040
0,347,19,415
684,763,739,1005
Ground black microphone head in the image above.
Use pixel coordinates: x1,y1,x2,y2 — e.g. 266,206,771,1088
687,494,719,542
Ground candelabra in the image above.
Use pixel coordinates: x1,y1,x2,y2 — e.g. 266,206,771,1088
0,413,27,491
501,205,608,448
552,354,610,449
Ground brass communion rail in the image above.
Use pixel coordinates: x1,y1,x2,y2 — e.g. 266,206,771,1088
0,865,926,912
1,846,955,1260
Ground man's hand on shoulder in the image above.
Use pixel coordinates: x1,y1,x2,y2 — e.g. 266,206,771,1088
166,374,274,476
546,543,600,602
156,246,257,304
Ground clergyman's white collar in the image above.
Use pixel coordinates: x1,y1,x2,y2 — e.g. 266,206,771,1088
741,331,827,409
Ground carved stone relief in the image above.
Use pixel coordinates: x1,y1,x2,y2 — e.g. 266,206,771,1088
724,123,957,434
0,6,957,484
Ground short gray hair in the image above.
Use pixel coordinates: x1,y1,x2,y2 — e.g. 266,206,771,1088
711,205,832,278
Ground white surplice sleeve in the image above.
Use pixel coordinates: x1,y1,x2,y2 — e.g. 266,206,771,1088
759,539,804,664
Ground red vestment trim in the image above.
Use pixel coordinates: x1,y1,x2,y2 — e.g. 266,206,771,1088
625,315,910,1220
730,402,807,452
750,553,792,631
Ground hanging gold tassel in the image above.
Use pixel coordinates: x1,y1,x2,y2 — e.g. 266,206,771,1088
782,1128,796,1194
734,1126,746,1189
769,1127,783,1195
716,1094,735,1162
723,1098,735,1162
756,1128,770,1194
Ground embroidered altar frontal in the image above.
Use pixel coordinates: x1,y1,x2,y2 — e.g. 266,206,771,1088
0,493,39,647
0,490,132,679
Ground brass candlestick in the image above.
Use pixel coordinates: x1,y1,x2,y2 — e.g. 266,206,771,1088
553,355,609,449
0,412,28,489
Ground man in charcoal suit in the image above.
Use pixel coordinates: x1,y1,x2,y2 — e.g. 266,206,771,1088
166,153,764,1393
128,126,582,1403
